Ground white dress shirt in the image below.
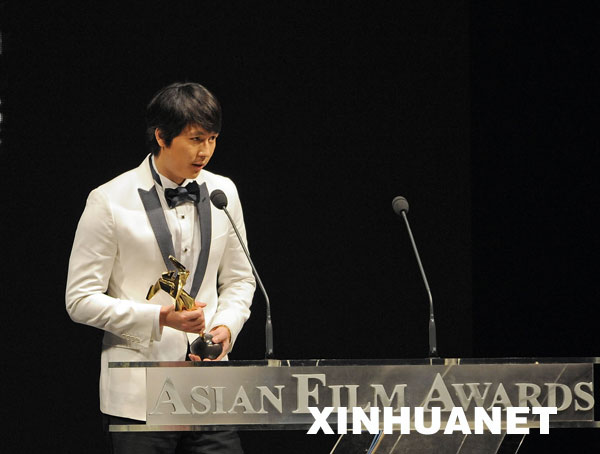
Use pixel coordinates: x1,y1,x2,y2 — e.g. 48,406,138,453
150,156,202,342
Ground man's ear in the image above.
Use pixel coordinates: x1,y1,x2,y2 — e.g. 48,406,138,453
154,128,166,148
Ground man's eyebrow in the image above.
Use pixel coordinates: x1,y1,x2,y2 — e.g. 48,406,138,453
187,131,219,137
186,130,207,136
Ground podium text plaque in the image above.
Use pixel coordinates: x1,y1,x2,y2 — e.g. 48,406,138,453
109,357,598,453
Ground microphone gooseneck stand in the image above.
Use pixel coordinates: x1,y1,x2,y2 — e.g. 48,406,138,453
392,196,439,358
210,190,274,360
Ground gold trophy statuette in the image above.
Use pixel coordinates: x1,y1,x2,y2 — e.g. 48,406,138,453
146,255,222,359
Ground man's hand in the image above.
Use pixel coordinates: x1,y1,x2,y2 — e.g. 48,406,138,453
188,325,231,362
160,301,206,333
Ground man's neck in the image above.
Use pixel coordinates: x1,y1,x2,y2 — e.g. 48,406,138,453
153,155,186,186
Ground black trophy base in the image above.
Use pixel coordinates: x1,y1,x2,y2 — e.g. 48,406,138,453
190,333,222,359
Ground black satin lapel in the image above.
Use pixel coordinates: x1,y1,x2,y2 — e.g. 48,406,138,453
190,182,211,297
148,155,162,186
138,186,176,271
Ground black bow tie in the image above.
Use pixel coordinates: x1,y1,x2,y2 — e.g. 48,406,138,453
164,181,200,208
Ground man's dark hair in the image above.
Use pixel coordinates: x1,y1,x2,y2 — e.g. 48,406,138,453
146,82,222,156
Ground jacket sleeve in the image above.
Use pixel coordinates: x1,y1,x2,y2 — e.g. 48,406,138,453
209,179,256,351
65,188,161,348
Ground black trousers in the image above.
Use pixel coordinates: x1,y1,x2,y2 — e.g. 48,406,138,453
103,414,244,454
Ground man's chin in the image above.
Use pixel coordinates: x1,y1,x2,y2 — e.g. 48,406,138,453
189,168,203,178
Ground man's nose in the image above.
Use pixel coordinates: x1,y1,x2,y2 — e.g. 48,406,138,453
197,142,210,155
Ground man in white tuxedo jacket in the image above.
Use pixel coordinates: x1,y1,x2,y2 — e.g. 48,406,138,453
66,82,255,453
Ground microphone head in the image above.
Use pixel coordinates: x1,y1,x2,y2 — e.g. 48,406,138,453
210,189,228,209
392,196,409,215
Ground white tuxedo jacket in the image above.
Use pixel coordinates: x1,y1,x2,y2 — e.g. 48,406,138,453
66,156,255,421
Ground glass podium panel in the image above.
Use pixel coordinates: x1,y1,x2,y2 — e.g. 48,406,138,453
329,432,512,454
108,357,597,453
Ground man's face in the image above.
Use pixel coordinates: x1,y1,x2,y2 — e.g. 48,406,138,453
154,124,218,184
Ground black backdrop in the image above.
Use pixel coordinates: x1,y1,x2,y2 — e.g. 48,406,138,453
2,1,598,452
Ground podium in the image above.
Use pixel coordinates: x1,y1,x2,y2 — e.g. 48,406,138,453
109,357,598,453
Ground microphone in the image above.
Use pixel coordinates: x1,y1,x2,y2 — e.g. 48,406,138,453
210,189,274,359
392,196,439,358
